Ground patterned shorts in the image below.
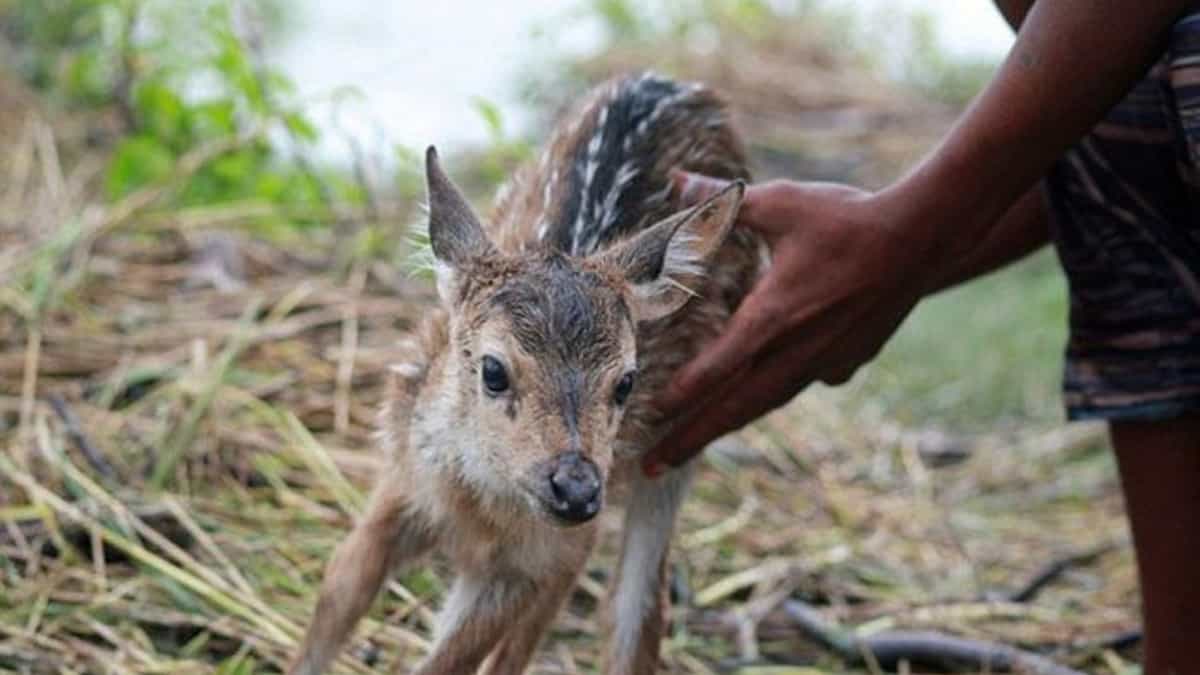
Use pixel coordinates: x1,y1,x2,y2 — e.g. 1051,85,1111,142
1046,12,1200,422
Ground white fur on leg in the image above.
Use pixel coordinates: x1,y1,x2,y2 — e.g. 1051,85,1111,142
610,465,694,672
416,573,535,675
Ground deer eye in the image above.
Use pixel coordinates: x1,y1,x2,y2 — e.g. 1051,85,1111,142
614,371,635,406
481,356,509,395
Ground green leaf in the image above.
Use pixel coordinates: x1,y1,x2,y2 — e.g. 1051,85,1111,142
134,81,188,147
253,171,288,202
471,96,505,140
63,49,112,105
214,648,256,675
179,630,212,657
283,111,318,143
209,150,257,184
106,135,175,200
590,0,646,41
190,100,238,139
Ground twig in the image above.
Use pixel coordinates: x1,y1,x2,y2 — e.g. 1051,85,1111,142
783,600,1088,675
34,119,66,218
334,264,366,434
47,393,115,479
1005,542,1120,603
235,0,358,269
0,125,268,288
0,453,294,646
1072,629,1142,654
112,0,141,134
1,117,37,220
149,296,261,488
332,100,383,226
15,322,40,468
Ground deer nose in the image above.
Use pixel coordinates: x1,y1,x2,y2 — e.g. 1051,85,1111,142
548,452,602,524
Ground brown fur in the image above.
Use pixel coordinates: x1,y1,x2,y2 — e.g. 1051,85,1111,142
289,73,764,675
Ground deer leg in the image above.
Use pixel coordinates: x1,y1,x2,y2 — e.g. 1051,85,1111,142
410,570,544,675
604,465,695,675
481,535,595,675
289,486,435,675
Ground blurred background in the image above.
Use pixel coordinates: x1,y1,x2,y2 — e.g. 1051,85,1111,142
0,1,1137,673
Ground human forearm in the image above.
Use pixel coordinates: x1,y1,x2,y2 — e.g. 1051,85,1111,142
924,183,1051,294
882,0,1191,266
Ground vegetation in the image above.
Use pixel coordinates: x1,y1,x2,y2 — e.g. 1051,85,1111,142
0,1,1136,674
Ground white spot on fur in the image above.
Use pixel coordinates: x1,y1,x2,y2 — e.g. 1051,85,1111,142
572,132,604,253
596,160,641,240
645,183,672,208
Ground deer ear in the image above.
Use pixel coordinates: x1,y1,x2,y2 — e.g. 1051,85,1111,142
596,181,744,323
425,146,494,302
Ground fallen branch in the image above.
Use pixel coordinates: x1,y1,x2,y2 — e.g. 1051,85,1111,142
1004,542,1120,603
1091,630,1142,652
47,393,115,479
782,600,1088,675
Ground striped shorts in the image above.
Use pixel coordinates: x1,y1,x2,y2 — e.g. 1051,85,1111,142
1046,12,1200,422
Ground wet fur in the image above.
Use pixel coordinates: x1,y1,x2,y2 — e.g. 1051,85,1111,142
290,72,763,675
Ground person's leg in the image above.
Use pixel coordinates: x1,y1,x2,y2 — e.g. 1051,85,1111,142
1111,414,1200,675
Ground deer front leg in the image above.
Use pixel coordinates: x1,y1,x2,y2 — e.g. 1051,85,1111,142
604,465,694,675
289,485,435,675
481,533,595,675
412,571,541,675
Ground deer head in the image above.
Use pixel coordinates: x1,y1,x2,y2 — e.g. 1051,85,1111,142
421,147,742,526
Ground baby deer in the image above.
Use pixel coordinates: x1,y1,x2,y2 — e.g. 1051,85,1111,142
289,72,763,675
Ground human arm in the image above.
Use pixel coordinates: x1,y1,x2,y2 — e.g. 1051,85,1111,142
924,182,1051,294
643,0,1193,474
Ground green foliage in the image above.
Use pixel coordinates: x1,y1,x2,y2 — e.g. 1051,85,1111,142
850,249,1069,430
470,96,532,187
3,0,329,222
106,135,174,197
3,0,121,96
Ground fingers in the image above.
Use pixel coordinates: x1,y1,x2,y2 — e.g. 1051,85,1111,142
653,287,782,418
671,170,798,237
644,360,752,475
644,340,812,476
643,308,865,477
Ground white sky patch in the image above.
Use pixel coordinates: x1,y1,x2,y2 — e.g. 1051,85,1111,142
271,1,1014,165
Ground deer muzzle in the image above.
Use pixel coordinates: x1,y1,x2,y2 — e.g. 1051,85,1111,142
547,451,602,524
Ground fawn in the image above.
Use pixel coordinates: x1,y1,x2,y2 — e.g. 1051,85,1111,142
289,72,763,675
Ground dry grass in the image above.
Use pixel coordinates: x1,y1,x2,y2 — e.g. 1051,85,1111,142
1,16,1140,675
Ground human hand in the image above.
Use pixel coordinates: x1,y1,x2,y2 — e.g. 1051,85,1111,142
643,171,936,476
